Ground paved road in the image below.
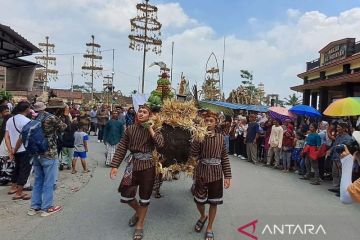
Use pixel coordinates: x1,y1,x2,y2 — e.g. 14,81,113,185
12,137,360,240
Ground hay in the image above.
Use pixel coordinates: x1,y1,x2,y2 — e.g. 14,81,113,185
151,99,207,142
150,99,206,176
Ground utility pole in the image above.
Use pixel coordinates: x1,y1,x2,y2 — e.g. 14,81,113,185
82,35,103,102
103,75,113,106
70,55,75,105
35,36,58,93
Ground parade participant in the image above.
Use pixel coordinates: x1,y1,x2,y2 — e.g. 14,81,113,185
190,111,232,240
109,105,164,240
103,111,124,166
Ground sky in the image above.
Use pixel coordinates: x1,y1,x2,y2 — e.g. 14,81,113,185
1,0,360,99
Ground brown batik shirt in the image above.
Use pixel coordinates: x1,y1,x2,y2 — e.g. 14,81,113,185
190,132,232,183
110,124,164,171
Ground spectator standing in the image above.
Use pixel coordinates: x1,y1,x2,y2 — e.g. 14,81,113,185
292,132,305,175
0,105,13,185
300,123,322,185
59,110,76,170
27,100,67,217
103,111,124,166
72,126,90,173
89,106,98,136
328,122,353,194
116,106,126,125
267,119,283,168
228,118,237,155
237,118,248,159
282,124,295,172
125,107,136,127
245,114,260,164
97,105,110,142
5,102,31,200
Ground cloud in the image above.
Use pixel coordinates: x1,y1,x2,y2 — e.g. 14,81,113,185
287,8,301,19
2,1,360,99
248,17,258,25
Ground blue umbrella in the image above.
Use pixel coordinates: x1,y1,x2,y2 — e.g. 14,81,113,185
289,105,321,117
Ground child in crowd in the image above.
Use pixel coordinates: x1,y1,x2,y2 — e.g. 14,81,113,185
292,132,305,175
72,125,90,174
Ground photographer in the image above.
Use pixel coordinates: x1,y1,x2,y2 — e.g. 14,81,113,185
339,131,360,204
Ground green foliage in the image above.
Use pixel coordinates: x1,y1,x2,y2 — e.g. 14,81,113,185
284,93,302,106
157,78,171,85
0,91,12,101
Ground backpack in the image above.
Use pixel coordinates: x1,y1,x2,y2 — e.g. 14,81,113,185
21,113,51,155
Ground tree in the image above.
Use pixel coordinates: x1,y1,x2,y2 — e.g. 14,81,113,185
0,91,13,101
284,93,302,106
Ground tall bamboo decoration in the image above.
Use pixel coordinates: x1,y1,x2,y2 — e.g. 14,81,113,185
129,0,162,94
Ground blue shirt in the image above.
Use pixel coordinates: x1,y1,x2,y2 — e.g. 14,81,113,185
305,133,321,147
246,122,260,143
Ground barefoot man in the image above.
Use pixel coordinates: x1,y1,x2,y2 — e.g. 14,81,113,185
109,105,163,240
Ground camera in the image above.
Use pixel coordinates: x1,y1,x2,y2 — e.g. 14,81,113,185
334,140,360,155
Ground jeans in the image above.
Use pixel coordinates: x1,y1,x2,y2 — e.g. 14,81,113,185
31,156,58,211
98,124,105,141
282,150,292,170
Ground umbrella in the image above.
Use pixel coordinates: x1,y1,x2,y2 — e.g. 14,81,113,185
268,106,296,122
323,97,360,117
289,105,321,118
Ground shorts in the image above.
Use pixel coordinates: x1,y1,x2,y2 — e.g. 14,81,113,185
194,178,223,205
119,167,155,206
73,151,87,159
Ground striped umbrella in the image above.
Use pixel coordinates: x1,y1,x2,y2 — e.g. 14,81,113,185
323,97,360,117
268,106,296,122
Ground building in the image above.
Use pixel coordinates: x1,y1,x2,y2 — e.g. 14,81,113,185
291,38,360,112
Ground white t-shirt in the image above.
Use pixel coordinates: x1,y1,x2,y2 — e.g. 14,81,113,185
6,114,31,153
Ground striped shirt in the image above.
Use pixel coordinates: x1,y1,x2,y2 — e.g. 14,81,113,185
191,133,232,183
110,124,164,171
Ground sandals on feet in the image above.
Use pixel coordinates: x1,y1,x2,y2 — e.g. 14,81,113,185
128,214,139,227
12,194,31,200
205,231,215,240
133,229,144,240
195,216,208,232
155,192,162,198
8,190,17,195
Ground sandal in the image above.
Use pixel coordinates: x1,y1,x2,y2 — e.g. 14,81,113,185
128,214,139,227
8,190,17,195
205,231,215,240
133,229,144,240
12,194,31,200
83,169,90,173
195,216,208,232
155,192,162,198
71,170,77,174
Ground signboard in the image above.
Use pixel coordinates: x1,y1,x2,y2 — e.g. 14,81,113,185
323,44,347,65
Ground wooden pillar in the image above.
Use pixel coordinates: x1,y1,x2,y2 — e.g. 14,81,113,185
311,92,318,109
343,83,354,97
319,87,329,113
303,90,310,105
